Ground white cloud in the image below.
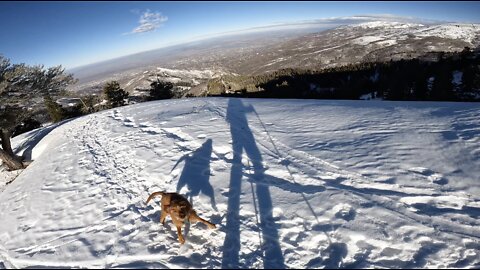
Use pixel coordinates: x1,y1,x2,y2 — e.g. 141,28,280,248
130,9,168,34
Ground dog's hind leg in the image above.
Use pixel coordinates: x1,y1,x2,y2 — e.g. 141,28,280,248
159,209,168,225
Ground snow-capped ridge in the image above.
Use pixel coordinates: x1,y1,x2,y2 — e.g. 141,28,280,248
347,20,480,45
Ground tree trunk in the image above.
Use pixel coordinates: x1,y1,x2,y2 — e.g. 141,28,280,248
0,129,14,156
0,148,24,171
0,130,24,171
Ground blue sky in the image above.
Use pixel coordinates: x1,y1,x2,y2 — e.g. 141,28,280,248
1,1,479,69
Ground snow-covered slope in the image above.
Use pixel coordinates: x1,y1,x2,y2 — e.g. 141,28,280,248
414,24,480,44
1,98,479,268
346,21,480,46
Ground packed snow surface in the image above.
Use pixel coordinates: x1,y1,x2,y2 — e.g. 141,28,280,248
0,98,479,268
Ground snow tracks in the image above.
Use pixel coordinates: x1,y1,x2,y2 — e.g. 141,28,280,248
0,98,479,268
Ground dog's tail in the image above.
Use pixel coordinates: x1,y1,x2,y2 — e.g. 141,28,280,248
146,191,166,205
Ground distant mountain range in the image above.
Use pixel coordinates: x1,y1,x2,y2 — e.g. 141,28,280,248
67,15,480,95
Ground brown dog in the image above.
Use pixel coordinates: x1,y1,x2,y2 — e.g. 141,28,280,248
146,191,216,244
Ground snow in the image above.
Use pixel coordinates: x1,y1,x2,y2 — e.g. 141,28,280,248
56,98,82,108
0,169,21,193
302,45,343,56
376,39,397,46
428,77,435,91
415,24,480,44
359,92,382,100
452,70,463,86
354,21,422,29
370,71,379,82
349,21,480,46
263,57,287,67
351,36,384,45
125,76,144,88
1,98,480,268
155,67,227,80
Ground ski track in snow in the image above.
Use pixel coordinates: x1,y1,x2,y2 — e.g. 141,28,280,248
0,98,479,268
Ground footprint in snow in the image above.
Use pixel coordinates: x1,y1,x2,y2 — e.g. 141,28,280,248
333,204,356,221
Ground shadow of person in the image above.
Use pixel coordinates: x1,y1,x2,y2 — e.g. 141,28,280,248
174,138,217,211
222,98,285,269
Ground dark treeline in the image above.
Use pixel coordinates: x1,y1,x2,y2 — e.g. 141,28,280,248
207,47,480,101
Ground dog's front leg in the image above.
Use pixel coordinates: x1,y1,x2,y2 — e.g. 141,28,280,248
175,225,185,244
171,216,186,244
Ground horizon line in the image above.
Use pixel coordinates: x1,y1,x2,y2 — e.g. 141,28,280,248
65,14,466,71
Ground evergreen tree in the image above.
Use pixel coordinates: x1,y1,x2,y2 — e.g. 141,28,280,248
431,61,454,101
12,117,41,137
461,65,476,93
80,94,102,114
103,81,129,108
414,72,429,100
149,79,174,100
44,95,66,123
0,55,76,170
460,47,473,66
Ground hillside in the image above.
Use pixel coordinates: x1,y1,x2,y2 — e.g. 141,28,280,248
68,17,480,98
205,48,480,101
1,98,479,268
173,21,480,75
